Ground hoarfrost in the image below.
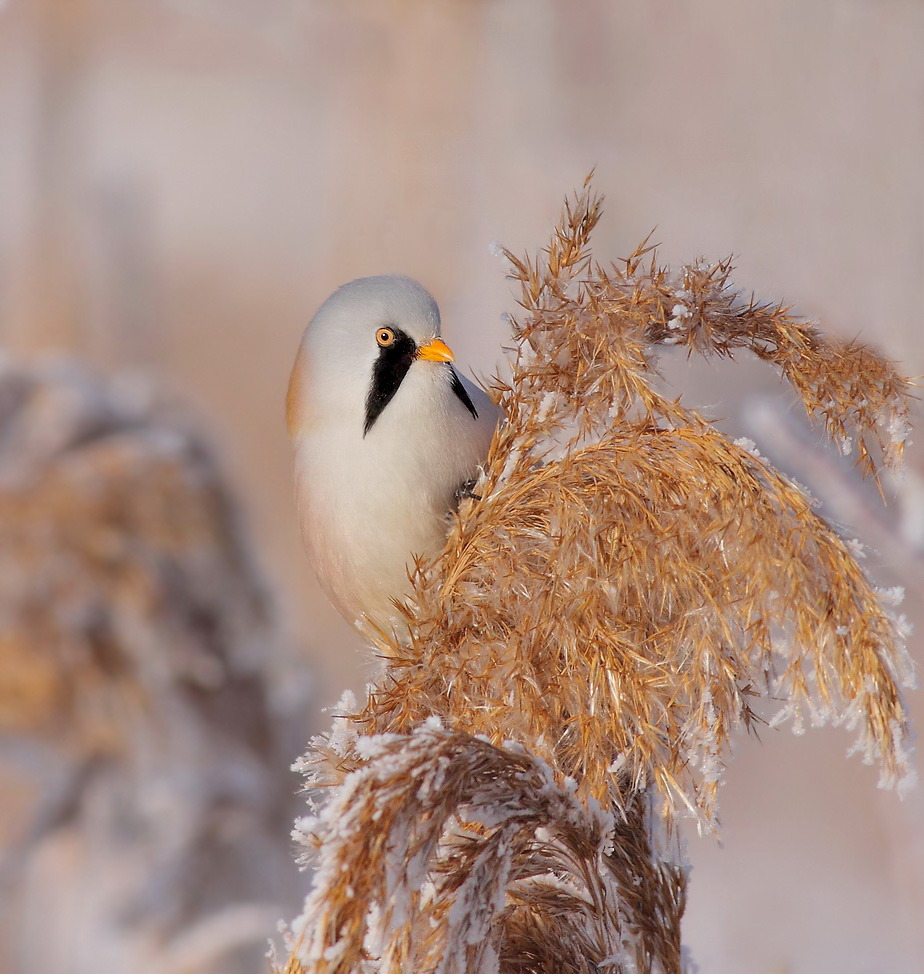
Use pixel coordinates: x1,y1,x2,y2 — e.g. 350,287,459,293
732,436,766,462
877,586,905,607
845,538,866,560
287,721,626,973
667,302,692,331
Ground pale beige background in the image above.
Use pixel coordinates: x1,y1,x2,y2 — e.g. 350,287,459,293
1,1,922,971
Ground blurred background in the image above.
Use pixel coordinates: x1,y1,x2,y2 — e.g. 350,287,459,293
0,0,922,971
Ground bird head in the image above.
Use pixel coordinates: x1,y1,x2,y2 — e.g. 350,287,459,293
286,275,460,440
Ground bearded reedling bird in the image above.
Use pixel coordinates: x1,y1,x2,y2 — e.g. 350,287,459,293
287,275,498,631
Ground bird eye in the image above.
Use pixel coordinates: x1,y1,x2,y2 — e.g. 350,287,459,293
376,327,396,347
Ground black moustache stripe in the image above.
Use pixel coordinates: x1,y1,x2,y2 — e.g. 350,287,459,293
364,331,480,435
364,329,417,435
450,367,479,421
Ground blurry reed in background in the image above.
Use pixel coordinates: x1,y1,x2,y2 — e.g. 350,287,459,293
0,356,309,974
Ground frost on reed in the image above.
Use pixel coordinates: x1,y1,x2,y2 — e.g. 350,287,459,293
282,181,915,974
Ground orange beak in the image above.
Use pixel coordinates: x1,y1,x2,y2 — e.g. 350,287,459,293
416,337,455,363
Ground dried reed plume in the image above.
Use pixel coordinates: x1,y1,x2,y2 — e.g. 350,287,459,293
280,180,915,973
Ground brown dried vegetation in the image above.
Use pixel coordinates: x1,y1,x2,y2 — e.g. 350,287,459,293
282,182,915,973
0,359,304,973
0,359,274,749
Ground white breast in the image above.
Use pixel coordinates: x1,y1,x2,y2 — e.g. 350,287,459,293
293,364,496,631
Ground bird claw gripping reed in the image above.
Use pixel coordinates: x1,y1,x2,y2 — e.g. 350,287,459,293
281,182,916,974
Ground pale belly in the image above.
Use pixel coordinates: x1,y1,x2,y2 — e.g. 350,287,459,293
294,429,473,632
292,364,497,633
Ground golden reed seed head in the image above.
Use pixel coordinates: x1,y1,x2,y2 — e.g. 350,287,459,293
281,180,915,974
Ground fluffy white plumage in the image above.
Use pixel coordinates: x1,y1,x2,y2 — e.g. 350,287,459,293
287,276,498,631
